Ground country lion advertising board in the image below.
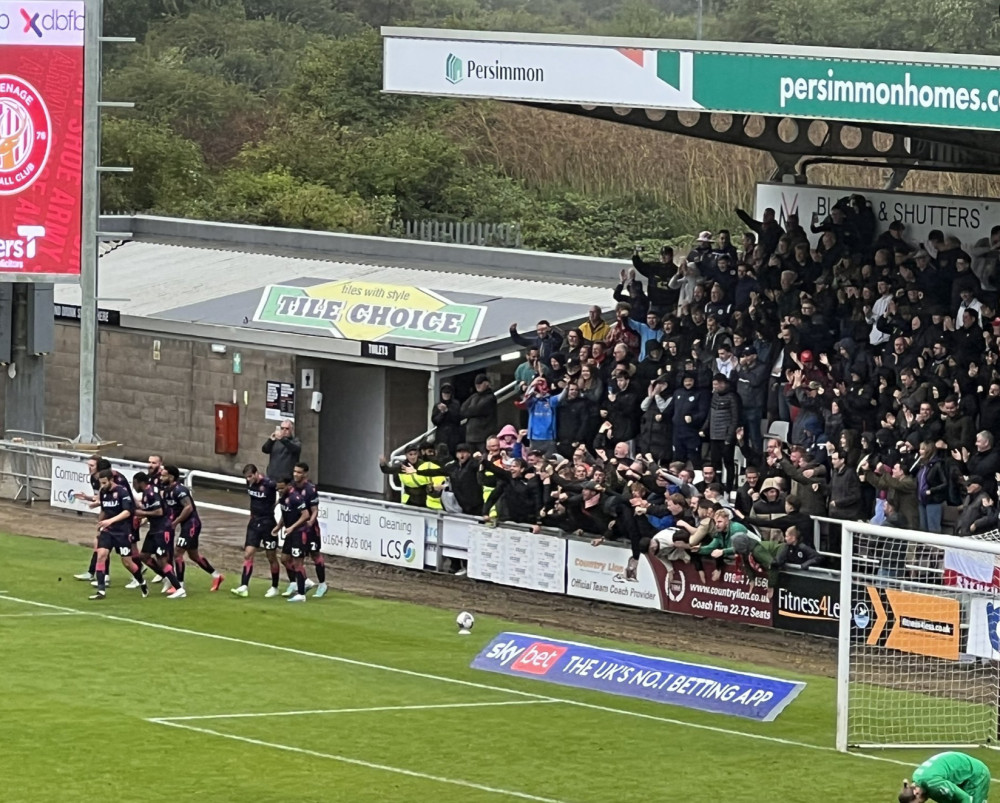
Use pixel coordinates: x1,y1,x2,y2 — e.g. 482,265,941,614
253,280,486,344
0,1,84,278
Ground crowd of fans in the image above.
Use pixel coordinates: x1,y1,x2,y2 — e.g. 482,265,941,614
381,195,1000,584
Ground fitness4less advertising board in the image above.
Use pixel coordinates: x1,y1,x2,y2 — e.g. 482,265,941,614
384,29,1000,132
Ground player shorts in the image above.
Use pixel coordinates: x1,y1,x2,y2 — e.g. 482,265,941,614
98,528,133,556
142,529,173,559
246,517,278,551
306,523,321,555
281,529,308,559
175,519,201,551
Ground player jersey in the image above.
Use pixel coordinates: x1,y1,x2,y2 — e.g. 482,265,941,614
139,485,167,534
163,482,200,526
99,485,134,534
247,476,277,518
90,469,133,499
295,480,319,524
279,488,308,532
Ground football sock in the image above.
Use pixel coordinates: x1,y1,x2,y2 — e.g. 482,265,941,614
314,556,326,584
162,564,180,590
296,570,306,596
176,557,186,584
95,562,107,591
241,559,253,587
270,567,280,588
195,555,215,575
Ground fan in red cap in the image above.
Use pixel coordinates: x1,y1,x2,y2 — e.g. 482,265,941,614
796,348,830,390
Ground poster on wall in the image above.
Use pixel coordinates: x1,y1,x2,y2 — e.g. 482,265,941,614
265,380,295,422
0,1,85,279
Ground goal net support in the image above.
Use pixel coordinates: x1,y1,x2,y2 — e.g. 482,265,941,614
825,516,1000,752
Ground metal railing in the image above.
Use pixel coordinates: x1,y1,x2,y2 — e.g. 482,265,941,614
385,378,522,492
396,219,522,248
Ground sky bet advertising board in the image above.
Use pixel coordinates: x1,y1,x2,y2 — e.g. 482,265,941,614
473,633,805,721
0,1,83,279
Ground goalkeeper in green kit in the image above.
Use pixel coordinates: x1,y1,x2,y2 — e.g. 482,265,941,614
899,752,992,803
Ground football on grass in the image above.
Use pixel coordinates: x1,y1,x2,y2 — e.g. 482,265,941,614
456,611,475,634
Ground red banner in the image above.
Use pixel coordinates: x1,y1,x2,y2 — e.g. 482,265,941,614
646,556,774,626
0,1,83,278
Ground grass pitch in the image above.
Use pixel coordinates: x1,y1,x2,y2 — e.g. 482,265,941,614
0,533,995,803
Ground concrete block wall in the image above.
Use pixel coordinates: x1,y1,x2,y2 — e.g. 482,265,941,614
46,323,295,474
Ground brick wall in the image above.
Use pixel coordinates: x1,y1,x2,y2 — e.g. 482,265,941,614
46,323,295,474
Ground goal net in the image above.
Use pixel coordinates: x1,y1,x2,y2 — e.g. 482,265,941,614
835,520,1000,751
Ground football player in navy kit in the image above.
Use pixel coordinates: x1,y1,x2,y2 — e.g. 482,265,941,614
160,465,224,598
90,470,148,600
75,458,136,586
232,464,281,598
287,462,327,598
132,471,182,594
274,477,311,603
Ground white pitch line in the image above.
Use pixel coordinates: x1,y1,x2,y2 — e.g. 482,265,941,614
159,700,558,722
0,611,83,618
147,718,571,803
0,592,982,776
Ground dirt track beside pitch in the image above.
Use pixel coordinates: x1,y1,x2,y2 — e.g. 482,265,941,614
3,500,838,678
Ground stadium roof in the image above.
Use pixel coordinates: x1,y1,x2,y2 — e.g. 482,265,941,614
59,216,619,373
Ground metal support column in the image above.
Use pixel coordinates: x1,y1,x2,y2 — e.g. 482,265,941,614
77,0,103,443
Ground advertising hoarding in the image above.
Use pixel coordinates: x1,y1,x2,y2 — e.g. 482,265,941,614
0,1,84,279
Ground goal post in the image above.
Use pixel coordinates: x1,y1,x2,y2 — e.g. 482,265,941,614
818,516,1000,752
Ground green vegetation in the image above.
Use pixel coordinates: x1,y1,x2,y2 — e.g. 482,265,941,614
4,532,995,802
100,0,1000,257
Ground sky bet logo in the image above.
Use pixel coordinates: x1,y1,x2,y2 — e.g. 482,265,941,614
484,639,567,676
18,7,83,37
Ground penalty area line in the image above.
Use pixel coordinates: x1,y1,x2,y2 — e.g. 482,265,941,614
155,699,560,722
0,592,985,776
147,718,572,803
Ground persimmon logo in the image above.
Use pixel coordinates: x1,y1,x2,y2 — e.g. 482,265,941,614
0,75,50,195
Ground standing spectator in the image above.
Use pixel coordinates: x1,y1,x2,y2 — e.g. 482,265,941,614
261,419,301,481
460,374,498,455
733,345,769,450
704,373,741,491
632,245,680,313
604,302,641,358
431,383,462,458
555,382,590,458
601,372,642,449
672,372,708,468
955,431,1000,498
827,450,863,521
509,319,564,362
434,444,483,517
522,377,560,456
514,348,541,392
638,376,673,464
579,306,609,344
735,206,785,258
915,440,949,533
955,476,996,536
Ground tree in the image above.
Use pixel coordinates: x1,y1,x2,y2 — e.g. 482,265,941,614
100,117,209,214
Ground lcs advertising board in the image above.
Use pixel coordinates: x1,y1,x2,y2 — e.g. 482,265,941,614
317,499,425,569
0,1,84,280
50,455,142,512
